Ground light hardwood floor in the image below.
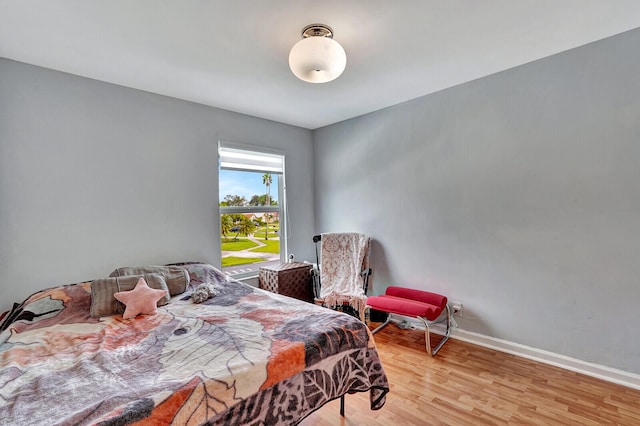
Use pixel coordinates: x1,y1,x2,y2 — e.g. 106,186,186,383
301,323,640,425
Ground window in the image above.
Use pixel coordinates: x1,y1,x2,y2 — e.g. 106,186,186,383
218,143,287,278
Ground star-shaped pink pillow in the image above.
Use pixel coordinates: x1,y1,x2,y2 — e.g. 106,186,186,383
114,277,168,319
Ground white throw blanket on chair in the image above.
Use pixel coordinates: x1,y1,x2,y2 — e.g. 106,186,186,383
319,232,370,320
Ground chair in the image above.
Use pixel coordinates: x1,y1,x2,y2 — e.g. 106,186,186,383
312,233,372,321
366,286,451,356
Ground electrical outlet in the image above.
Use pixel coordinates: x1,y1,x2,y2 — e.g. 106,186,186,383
451,302,463,317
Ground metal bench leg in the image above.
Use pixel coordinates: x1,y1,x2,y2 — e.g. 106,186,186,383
370,316,392,334
418,304,451,356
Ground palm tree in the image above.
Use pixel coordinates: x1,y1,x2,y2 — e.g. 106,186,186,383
262,173,272,240
220,214,232,238
238,215,256,237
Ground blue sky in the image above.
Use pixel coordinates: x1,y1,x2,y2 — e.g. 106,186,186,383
219,170,278,202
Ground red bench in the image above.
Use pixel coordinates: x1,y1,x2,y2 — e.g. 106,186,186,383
366,286,451,356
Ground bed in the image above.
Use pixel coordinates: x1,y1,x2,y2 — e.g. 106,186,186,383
0,263,389,425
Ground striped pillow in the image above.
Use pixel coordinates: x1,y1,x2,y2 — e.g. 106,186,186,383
90,273,170,318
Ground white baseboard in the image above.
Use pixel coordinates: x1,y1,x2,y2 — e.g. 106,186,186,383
389,315,640,390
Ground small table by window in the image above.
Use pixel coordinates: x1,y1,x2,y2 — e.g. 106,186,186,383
259,262,314,303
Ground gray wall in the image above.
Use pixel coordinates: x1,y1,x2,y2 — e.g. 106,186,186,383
0,59,315,313
313,28,640,374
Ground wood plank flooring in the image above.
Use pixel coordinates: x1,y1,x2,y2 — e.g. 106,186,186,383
300,323,640,425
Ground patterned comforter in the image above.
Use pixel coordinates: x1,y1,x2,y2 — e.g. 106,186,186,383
0,264,389,425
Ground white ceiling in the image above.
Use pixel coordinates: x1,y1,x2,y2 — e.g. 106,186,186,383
2,1,640,129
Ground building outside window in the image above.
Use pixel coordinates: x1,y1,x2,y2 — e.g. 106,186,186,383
218,143,287,278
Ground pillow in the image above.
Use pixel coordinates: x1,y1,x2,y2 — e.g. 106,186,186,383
109,265,189,296
167,262,228,287
114,277,168,319
90,273,170,318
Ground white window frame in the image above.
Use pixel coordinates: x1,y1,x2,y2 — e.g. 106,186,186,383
218,141,288,278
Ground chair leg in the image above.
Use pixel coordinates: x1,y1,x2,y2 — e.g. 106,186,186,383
418,304,451,356
370,315,392,334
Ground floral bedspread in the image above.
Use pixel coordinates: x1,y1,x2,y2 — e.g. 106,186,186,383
0,264,388,425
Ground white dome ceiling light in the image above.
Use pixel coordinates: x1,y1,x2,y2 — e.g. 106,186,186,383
288,24,346,84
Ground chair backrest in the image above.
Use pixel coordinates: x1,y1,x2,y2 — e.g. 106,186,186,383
312,232,371,302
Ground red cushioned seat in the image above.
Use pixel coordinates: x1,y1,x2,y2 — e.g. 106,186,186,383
366,286,451,356
367,286,447,321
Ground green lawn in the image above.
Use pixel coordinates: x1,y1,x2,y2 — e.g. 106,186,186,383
253,225,279,239
221,239,259,251
221,256,265,267
250,239,280,254
253,232,279,239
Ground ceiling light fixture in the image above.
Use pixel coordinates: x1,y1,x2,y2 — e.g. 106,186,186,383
289,24,346,84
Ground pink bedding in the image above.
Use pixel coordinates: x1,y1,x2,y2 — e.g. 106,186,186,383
0,263,388,425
